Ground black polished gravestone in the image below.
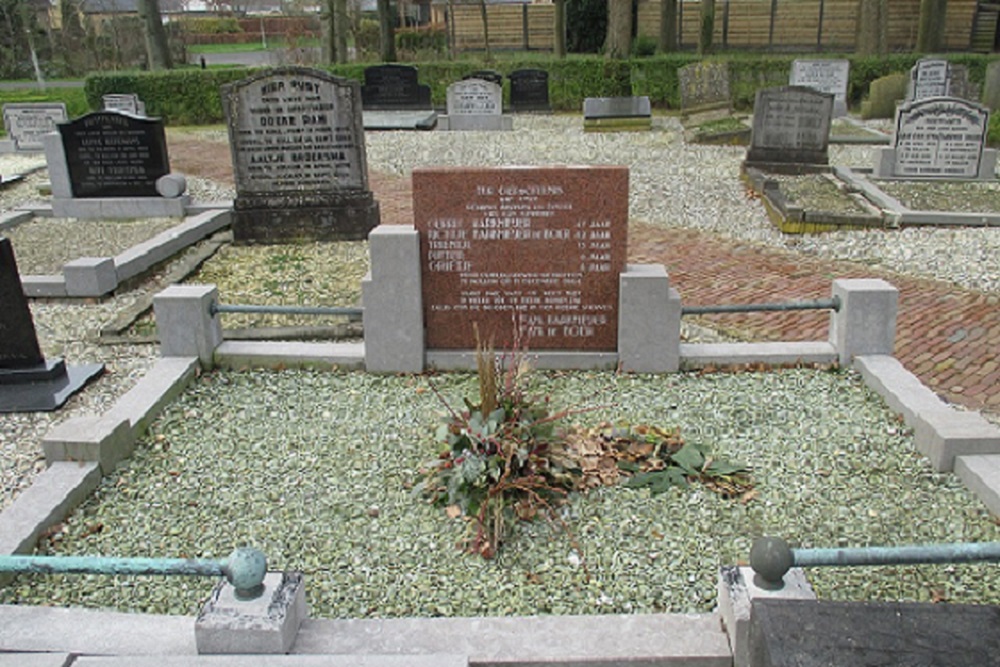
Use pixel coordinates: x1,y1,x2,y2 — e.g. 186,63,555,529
0,238,103,412
750,599,1000,667
509,69,550,113
58,111,170,198
360,64,433,111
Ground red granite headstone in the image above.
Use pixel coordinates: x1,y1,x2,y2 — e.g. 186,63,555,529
413,166,629,350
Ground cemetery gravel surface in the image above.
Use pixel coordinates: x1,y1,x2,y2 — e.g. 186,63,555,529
0,116,998,616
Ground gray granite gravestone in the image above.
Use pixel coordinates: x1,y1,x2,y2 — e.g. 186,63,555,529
509,69,550,113
0,237,103,412
45,111,189,218
750,599,1000,667
1,103,67,153
442,78,511,131
745,86,833,170
583,96,652,131
789,59,849,117
678,62,732,121
222,66,380,243
873,96,997,180
102,93,146,117
907,58,951,101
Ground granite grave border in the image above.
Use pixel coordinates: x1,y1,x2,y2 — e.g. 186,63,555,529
0,206,232,298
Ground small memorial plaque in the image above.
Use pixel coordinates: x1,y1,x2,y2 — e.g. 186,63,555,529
360,64,432,111
891,97,989,179
222,66,378,243
789,59,849,116
746,86,833,166
509,69,550,112
58,111,170,198
909,59,951,101
414,166,629,351
448,78,502,116
0,237,45,369
103,93,146,117
583,96,651,119
2,103,67,152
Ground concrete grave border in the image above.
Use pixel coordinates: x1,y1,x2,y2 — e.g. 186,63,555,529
2,249,1000,662
0,206,231,297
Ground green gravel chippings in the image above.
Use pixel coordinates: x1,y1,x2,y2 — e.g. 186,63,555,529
3,367,999,617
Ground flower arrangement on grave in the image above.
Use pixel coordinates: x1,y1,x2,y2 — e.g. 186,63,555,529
416,327,754,560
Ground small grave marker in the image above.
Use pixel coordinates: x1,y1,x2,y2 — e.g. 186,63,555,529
58,111,171,198
443,78,511,131
789,59,849,117
222,66,379,243
745,86,833,170
463,70,503,87
413,166,629,351
0,237,103,412
360,64,432,110
1,103,67,152
874,97,996,180
907,59,951,101
583,96,651,132
678,62,732,122
509,69,550,113
102,93,147,117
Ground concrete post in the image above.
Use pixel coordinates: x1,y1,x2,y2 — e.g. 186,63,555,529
153,285,223,369
362,225,425,373
829,278,898,365
618,264,680,373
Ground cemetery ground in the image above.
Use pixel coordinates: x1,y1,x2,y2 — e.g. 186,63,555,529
1,115,999,619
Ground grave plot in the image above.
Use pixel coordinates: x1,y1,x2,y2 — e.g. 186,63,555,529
3,367,999,618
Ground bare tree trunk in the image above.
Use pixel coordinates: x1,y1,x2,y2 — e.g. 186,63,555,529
553,0,566,57
321,0,335,62
605,0,631,59
378,0,396,61
659,0,677,52
856,0,888,55
479,0,491,62
334,0,348,62
917,0,947,52
698,0,714,55
137,0,172,69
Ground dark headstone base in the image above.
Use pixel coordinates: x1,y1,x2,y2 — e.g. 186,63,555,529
233,192,380,244
750,599,1000,667
745,148,829,167
742,160,832,176
0,359,67,384
0,360,104,412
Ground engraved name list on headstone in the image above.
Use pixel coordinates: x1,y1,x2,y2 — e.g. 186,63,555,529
789,59,849,117
2,103,67,152
745,86,833,168
223,66,379,243
414,166,628,351
888,98,993,179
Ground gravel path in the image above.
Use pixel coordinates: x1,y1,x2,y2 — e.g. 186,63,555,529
0,116,997,616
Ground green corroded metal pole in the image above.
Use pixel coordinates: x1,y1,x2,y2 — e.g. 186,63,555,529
0,547,267,600
751,537,1000,586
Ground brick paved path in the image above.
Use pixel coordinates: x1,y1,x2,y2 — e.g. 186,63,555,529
371,172,1000,417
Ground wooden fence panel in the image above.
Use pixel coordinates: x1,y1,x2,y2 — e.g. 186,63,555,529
451,4,553,51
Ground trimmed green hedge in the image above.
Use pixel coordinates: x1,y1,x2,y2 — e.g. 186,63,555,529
74,52,999,127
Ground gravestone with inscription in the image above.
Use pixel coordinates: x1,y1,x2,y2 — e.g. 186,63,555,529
789,59,849,117
222,66,379,243
509,69,550,113
0,237,103,412
45,111,189,218
103,93,146,117
745,86,833,171
678,62,732,123
442,78,511,131
583,96,651,132
907,59,950,101
361,64,432,110
873,97,997,180
1,103,67,153
413,166,628,351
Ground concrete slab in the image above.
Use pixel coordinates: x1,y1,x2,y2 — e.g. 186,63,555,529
0,654,73,667
955,454,1000,516
42,415,133,474
75,657,468,667
103,357,199,436
913,408,1000,472
852,355,947,424
0,605,196,655
0,209,33,231
214,341,365,371
292,613,732,666
196,572,307,655
363,111,438,131
20,275,67,298
51,196,190,220
679,342,837,369
114,210,231,283
749,599,1000,666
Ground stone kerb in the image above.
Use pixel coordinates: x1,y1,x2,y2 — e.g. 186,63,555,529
829,278,898,365
153,285,224,369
